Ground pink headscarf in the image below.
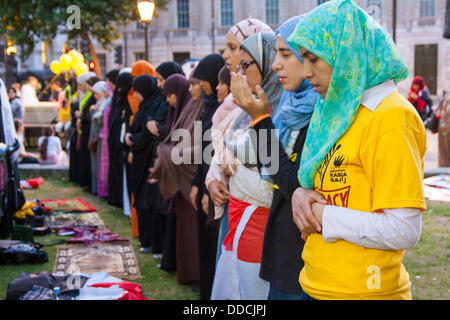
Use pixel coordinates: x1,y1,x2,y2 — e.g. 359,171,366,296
229,18,273,43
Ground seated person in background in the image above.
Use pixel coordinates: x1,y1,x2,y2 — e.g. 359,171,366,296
14,119,38,164
55,99,71,137
38,126,68,165
8,87,24,120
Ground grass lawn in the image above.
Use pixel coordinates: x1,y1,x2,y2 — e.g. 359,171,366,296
1,178,449,300
0,178,197,300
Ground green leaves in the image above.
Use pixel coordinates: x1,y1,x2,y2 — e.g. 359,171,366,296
0,0,168,59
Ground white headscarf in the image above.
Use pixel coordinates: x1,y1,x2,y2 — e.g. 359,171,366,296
77,71,96,85
92,81,107,96
119,67,132,75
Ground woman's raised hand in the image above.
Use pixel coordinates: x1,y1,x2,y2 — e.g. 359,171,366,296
230,72,269,120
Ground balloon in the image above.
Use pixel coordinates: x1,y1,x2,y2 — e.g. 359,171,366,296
50,60,61,74
60,54,72,71
71,52,84,68
74,63,89,76
68,49,79,57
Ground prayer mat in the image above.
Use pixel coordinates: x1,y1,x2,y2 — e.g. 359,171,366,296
54,242,142,280
39,198,96,213
48,212,106,230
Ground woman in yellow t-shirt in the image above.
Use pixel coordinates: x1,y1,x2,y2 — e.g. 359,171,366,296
285,0,426,300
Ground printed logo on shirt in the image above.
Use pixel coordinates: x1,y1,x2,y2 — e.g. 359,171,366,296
314,186,351,208
318,144,350,188
318,144,342,189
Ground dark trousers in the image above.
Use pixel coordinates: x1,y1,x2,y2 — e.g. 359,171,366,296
197,196,219,300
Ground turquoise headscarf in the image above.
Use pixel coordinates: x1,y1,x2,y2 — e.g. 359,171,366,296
287,0,409,189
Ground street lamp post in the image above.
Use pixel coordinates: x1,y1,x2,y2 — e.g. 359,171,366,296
137,0,156,62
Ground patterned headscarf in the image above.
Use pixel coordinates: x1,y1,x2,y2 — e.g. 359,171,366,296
240,32,283,113
287,0,409,189
229,18,273,42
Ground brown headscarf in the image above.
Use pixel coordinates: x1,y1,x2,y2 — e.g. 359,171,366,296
151,74,205,202
128,60,157,117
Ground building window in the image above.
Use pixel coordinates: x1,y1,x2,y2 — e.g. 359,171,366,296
136,21,145,30
414,44,438,95
135,52,145,62
419,0,436,26
221,0,233,27
97,53,107,79
318,0,329,5
177,0,190,29
266,0,279,25
366,0,382,23
173,52,190,65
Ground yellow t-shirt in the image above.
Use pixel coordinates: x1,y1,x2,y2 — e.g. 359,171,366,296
300,92,427,300
59,106,71,122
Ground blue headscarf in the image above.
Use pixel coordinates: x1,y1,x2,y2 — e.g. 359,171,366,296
272,15,318,152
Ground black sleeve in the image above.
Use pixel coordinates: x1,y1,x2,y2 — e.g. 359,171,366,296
251,117,304,200
191,164,202,188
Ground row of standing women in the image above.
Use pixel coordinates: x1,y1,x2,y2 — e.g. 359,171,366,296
69,0,427,300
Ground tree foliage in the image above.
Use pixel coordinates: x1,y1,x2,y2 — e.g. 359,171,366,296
0,0,169,59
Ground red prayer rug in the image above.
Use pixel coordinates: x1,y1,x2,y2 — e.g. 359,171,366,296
38,198,96,213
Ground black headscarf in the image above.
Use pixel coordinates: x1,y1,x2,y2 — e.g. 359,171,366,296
114,72,133,107
192,53,225,95
132,74,159,103
156,61,185,79
106,69,120,84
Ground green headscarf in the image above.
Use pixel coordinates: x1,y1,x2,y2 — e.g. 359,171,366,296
287,0,409,189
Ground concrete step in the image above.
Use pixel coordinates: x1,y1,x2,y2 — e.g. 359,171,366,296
18,163,69,180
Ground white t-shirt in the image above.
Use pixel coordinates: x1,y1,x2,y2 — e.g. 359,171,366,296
38,136,62,158
21,84,39,106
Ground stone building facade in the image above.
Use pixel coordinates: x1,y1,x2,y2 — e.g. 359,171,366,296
3,0,449,98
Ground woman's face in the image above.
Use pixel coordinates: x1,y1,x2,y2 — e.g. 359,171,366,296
156,72,165,88
299,47,333,99
78,83,86,92
107,79,116,91
94,93,102,101
223,32,241,73
199,80,214,96
189,82,203,101
7,89,16,100
216,81,229,104
272,37,305,92
133,91,144,104
166,93,178,108
239,49,262,94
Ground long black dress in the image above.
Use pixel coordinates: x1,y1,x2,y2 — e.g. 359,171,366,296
191,54,225,300
107,73,133,207
130,88,168,250
68,100,80,183
77,94,96,188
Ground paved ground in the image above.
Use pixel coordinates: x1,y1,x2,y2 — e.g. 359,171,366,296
425,129,439,171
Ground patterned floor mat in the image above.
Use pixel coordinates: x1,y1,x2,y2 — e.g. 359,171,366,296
48,212,106,230
53,242,141,280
